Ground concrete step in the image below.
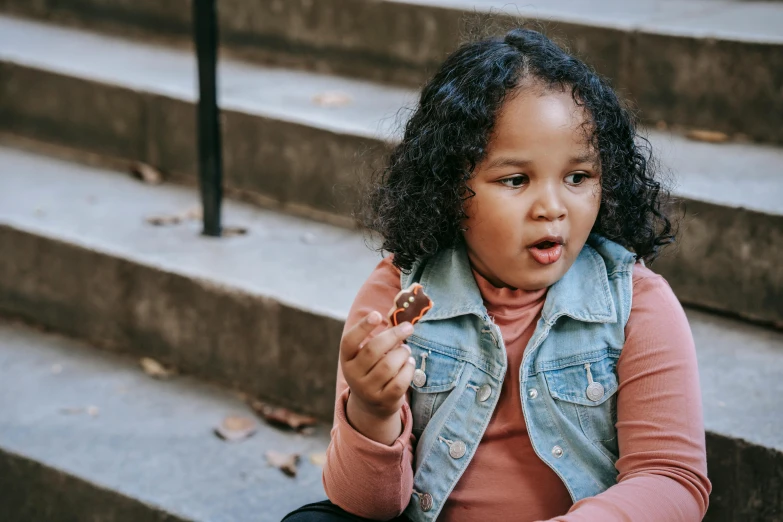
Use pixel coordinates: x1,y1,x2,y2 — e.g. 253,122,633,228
0,143,381,420
2,1,782,144
1,15,781,326
0,318,329,522
0,145,781,521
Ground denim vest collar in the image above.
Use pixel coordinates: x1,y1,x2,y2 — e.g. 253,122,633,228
402,233,621,327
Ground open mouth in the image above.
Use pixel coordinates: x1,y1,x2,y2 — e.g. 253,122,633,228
528,237,564,265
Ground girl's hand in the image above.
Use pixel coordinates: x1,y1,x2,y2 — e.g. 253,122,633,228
340,311,416,443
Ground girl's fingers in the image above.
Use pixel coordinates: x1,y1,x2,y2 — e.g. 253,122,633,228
362,345,413,393
353,323,414,374
340,310,384,362
381,352,416,399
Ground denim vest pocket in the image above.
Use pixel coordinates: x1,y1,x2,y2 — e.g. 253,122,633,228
407,343,466,438
543,354,620,450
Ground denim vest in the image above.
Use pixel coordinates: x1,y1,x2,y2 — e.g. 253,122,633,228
400,234,637,521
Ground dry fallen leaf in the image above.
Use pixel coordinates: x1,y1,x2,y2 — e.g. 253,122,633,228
222,226,248,237
60,405,100,417
266,451,300,477
312,91,353,108
655,120,668,131
146,206,202,227
140,357,173,379
130,162,163,185
215,415,258,442
146,214,183,226
309,452,327,467
685,129,729,143
249,400,317,431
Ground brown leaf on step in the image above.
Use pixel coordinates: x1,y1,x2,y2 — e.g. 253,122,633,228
655,120,668,131
249,400,317,431
222,226,248,237
685,129,729,143
60,405,99,417
312,91,352,108
146,214,183,226
146,206,202,227
266,451,300,477
309,452,327,467
140,357,173,379
183,206,203,220
215,415,258,442
130,162,163,185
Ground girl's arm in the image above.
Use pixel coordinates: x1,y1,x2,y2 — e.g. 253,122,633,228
322,257,415,520
542,265,711,522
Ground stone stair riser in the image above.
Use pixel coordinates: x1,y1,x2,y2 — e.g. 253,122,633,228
654,200,783,327
0,449,189,522
704,432,783,522
3,0,782,143
0,224,342,421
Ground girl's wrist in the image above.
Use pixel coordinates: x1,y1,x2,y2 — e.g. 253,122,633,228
346,392,403,446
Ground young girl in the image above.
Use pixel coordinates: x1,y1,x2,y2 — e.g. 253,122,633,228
285,28,710,522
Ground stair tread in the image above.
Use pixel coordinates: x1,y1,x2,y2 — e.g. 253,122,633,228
404,0,783,43
0,318,329,522
1,14,781,215
2,144,783,453
0,144,380,318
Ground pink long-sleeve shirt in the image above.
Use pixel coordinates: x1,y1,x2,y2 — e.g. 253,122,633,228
323,257,711,521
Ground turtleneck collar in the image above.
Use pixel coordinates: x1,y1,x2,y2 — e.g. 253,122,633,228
471,268,548,321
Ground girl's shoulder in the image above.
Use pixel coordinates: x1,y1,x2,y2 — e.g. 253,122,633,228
628,262,689,332
345,256,403,332
631,262,672,297
366,256,402,290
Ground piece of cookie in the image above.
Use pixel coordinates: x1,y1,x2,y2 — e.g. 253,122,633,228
388,283,433,326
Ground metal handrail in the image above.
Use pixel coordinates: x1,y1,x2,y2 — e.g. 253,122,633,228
193,0,223,237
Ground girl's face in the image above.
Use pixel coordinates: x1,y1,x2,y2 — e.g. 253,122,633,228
463,89,602,291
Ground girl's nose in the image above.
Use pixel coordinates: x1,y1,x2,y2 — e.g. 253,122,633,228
531,185,567,221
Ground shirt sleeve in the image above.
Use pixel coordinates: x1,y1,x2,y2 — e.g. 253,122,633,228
541,264,712,522
322,257,416,520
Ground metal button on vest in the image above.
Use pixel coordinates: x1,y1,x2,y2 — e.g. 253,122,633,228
586,382,605,402
584,362,605,402
449,440,467,459
419,493,434,512
477,384,492,402
552,445,564,458
528,388,538,399
412,369,427,387
412,354,428,387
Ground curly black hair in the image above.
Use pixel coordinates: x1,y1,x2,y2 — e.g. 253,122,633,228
362,28,675,272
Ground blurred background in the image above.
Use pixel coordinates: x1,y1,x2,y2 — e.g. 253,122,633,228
0,1,781,521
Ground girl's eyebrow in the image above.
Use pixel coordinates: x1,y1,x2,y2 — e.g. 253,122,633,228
486,157,533,170
569,152,598,165
486,153,596,170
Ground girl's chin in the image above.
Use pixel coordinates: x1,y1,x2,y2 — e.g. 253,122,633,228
516,260,569,290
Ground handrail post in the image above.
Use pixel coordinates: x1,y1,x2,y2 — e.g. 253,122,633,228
193,0,223,237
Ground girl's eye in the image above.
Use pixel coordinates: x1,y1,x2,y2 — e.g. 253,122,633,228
565,172,590,185
499,175,528,188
